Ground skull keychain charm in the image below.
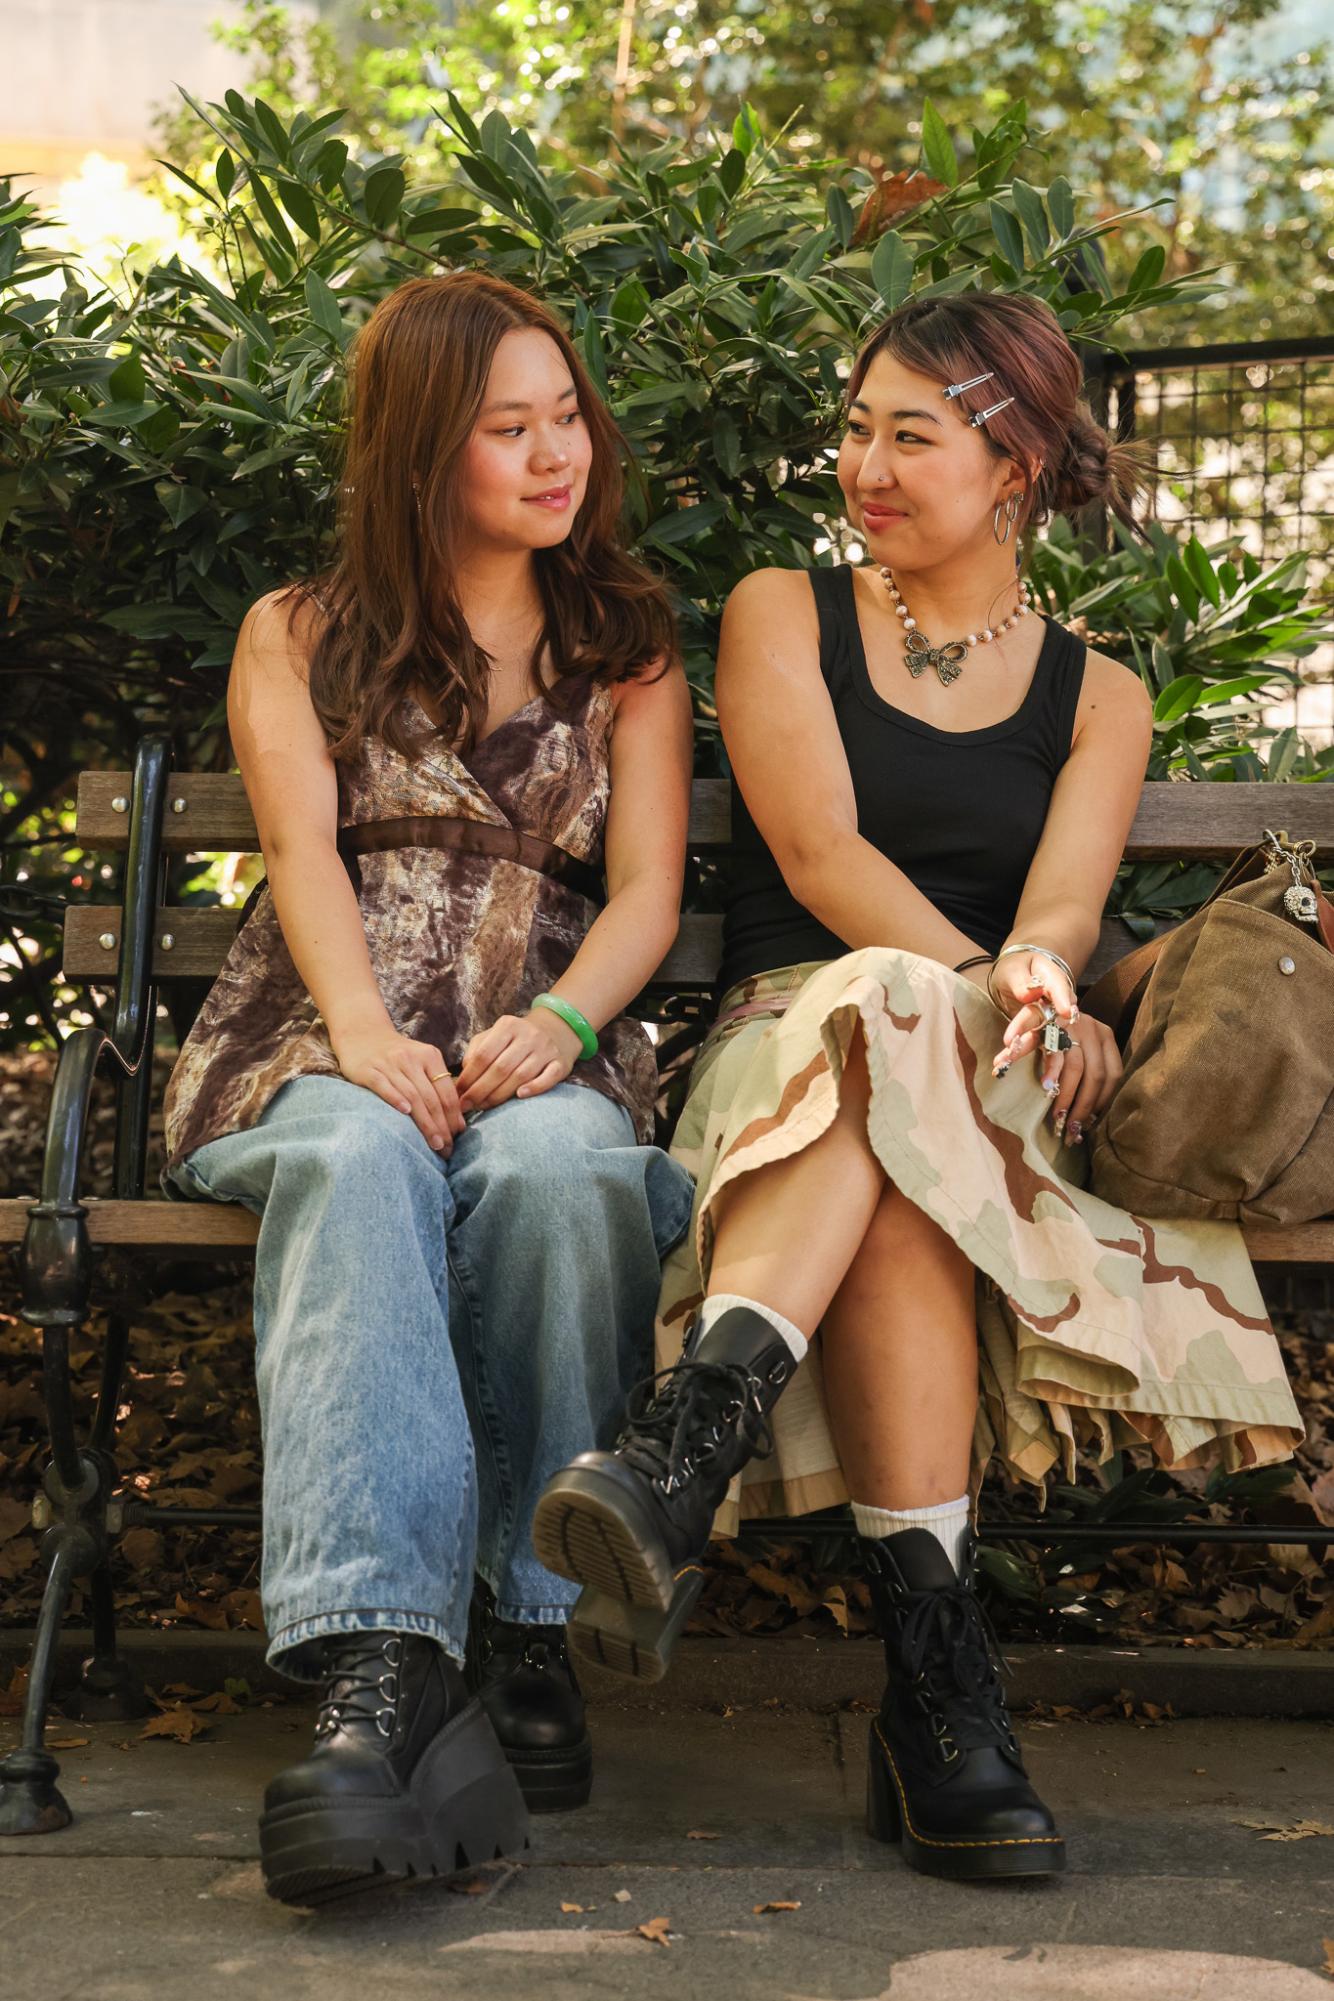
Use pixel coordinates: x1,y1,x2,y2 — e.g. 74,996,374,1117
1263,827,1321,925
1284,880,1320,925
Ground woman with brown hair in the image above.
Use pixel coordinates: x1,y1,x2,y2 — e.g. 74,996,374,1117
162,271,695,1904
536,291,1301,1880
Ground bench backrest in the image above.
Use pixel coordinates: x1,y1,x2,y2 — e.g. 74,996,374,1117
64,774,1334,1006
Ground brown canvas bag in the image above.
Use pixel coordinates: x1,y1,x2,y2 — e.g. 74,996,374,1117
1084,829,1334,1226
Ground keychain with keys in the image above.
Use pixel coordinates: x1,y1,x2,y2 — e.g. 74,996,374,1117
1039,999,1063,1055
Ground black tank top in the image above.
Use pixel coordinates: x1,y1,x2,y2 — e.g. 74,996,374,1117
717,565,1087,994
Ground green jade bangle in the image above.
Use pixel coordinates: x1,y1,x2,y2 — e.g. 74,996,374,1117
531,991,599,1061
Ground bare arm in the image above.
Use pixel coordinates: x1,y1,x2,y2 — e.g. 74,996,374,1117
991,653,1153,1116
1002,652,1153,981
228,589,466,1150
715,568,985,967
456,659,693,1107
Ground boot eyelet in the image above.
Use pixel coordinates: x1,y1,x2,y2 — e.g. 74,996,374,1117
378,1673,398,1700
376,1708,394,1737
382,1637,403,1666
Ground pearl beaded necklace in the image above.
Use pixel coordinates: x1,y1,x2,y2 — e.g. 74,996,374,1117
878,567,1033,685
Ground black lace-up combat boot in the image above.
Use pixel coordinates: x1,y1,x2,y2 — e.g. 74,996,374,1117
532,1305,797,1681
259,1632,529,1906
467,1585,593,1812
863,1528,1064,1880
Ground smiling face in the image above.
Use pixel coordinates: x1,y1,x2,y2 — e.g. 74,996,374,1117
837,348,1027,573
459,326,593,553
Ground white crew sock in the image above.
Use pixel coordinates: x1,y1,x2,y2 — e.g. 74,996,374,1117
697,1291,808,1364
851,1494,972,1575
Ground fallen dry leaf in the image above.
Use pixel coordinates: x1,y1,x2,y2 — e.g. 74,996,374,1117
560,1902,584,1914
685,1829,720,1842
612,1888,632,1904
138,1706,210,1744
46,1736,90,1750
192,1691,241,1715
1234,1818,1334,1842
1320,1938,1334,1980
635,1917,672,1948
754,1900,801,1914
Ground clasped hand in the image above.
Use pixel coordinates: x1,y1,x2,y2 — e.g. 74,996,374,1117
332,1008,580,1154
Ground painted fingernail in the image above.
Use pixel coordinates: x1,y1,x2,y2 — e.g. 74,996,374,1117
1042,1079,1060,1095
995,1062,1011,1078
1066,1122,1083,1146
1053,1109,1068,1134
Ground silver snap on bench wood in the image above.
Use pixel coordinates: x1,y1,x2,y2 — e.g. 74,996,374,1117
1278,956,1296,975
111,795,128,814
159,934,175,952
98,932,116,951
171,797,188,814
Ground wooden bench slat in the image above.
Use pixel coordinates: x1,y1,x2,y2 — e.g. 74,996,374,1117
1,1198,1329,1262
77,772,262,853
64,904,244,981
63,902,1166,991
0,1198,260,1247
76,772,1334,859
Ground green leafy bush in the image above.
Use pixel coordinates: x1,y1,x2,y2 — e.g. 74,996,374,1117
0,93,1326,1046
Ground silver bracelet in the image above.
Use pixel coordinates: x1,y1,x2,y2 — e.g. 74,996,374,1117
994,942,1077,991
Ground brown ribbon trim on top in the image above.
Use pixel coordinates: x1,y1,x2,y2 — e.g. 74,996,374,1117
336,814,605,906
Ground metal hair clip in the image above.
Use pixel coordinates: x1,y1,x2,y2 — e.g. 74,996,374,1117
967,395,1016,428
941,370,995,401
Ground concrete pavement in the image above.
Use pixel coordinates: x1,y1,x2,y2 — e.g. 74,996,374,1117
2,1679,1333,1999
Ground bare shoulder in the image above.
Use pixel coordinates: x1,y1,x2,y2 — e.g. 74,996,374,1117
723,565,818,629
1075,645,1153,737
238,584,328,682
609,654,692,720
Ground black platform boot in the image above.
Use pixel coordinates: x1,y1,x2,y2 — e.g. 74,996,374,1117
863,1528,1065,1880
532,1305,797,1681
467,1586,593,1812
259,1631,530,1906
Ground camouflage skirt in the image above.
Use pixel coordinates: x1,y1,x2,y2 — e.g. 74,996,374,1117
656,951,1302,1532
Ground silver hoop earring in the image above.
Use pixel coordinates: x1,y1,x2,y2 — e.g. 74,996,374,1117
993,493,1021,546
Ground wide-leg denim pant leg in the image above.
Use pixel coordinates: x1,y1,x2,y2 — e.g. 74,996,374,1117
167,1073,694,1679
169,1076,478,1679
443,1083,693,1628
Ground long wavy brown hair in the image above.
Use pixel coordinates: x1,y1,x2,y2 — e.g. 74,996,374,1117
286,272,676,760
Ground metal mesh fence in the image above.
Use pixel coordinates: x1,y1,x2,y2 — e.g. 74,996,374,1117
1098,338,1334,748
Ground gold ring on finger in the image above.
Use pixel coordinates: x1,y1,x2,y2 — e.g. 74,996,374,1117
430,1071,449,1082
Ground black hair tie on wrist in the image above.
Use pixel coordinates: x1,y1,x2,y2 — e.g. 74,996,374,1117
953,954,995,974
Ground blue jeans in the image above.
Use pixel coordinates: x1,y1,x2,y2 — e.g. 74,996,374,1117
167,1075,693,1680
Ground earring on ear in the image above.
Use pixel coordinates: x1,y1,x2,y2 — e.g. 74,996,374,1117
992,492,1022,546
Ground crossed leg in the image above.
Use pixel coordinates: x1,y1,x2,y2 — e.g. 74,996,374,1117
704,1030,979,1506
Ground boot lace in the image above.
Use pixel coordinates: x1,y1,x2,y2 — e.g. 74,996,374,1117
895,1582,1017,1764
313,1633,404,1742
616,1358,776,1494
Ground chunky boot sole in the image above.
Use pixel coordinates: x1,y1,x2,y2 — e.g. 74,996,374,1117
503,1731,594,1813
532,1467,704,1683
866,1721,1065,1882
259,1697,530,1907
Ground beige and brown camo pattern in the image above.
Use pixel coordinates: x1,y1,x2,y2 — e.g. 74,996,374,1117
164,677,658,1167
656,951,1302,1532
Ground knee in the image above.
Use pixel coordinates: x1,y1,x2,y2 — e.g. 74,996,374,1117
274,1100,436,1202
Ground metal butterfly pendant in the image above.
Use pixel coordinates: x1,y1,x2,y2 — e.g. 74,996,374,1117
904,627,969,687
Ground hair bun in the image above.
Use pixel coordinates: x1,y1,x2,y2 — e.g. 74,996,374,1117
1052,406,1148,523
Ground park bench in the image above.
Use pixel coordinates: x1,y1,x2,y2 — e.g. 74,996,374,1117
1,730,1332,1835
